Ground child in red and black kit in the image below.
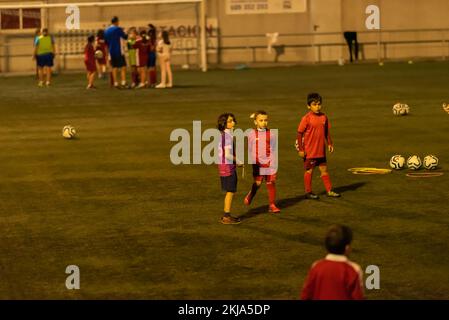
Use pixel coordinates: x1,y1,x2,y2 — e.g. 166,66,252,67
84,35,97,89
147,24,158,87
296,93,340,199
244,110,280,213
301,224,364,300
133,30,150,89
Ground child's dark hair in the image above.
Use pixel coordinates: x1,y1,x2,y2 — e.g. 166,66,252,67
87,35,95,43
307,93,322,106
96,29,104,39
111,16,119,24
148,24,157,43
162,30,171,45
250,110,267,119
217,113,236,131
325,224,353,254
140,29,149,41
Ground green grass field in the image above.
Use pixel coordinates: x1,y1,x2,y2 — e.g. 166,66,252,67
0,62,448,299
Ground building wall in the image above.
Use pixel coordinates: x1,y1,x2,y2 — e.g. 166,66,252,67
1,0,449,73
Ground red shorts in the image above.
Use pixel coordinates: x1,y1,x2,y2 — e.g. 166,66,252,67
304,157,327,170
252,164,277,182
85,61,97,73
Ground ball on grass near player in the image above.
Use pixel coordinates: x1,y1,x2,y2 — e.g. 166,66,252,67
94,50,104,59
389,155,405,170
392,103,403,116
407,155,422,170
62,125,76,139
423,155,439,170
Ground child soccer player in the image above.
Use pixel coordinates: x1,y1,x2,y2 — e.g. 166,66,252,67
147,24,158,87
218,113,242,225
296,93,340,199
156,31,173,89
95,29,108,79
133,30,150,89
84,35,97,89
127,28,138,88
301,224,364,300
244,111,280,214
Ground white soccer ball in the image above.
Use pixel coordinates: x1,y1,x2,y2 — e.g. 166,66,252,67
94,50,104,59
407,155,422,170
392,103,403,115
392,103,409,116
389,155,405,170
62,125,76,139
423,155,439,170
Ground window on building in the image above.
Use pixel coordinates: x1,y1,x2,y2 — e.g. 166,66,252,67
0,8,41,30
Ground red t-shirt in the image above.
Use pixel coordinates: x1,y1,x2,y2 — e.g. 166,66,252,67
297,111,332,159
133,38,150,67
84,43,95,63
247,129,277,176
301,254,365,300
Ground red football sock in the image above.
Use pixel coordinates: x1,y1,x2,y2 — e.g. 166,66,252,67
304,171,312,193
132,71,138,84
150,70,157,85
321,174,332,192
266,182,276,205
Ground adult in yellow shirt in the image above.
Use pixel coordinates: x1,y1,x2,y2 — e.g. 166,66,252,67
34,28,56,87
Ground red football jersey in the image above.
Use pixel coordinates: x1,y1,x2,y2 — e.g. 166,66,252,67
84,43,95,63
301,254,364,300
133,38,150,67
297,111,332,159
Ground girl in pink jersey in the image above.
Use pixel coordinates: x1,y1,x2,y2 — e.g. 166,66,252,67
296,93,340,199
244,110,280,214
217,113,242,225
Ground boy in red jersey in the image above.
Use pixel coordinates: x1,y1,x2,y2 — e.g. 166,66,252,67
296,93,340,199
244,111,280,214
84,35,97,89
301,225,364,300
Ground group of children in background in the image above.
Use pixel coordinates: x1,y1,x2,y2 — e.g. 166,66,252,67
83,24,172,90
217,94,363,300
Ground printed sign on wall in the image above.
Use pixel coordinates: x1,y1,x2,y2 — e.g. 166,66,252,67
226,0,307,15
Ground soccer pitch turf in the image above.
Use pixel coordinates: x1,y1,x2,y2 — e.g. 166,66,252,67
0,62,448,299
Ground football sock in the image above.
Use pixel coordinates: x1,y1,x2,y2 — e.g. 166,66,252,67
150,70,157,84
321,174,332,192
249,182,260,199
121,80,126,86
266,182,276,205
223,212,231,217
132,71,138,85
304,171,313,193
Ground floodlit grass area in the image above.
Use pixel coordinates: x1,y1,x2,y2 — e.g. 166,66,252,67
0,62,448,299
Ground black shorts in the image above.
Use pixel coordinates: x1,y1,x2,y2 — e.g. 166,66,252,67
110,55,126,68
304,157,327,170
220,171,237,193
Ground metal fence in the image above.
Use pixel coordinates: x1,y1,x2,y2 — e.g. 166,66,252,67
1,28,448,74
